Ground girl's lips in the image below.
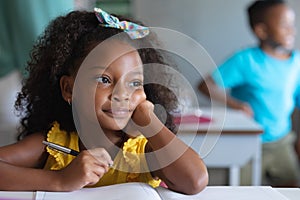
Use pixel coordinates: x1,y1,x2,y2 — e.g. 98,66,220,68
104,108,132,118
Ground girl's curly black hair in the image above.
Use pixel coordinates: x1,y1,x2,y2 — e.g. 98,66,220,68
15,10,178,140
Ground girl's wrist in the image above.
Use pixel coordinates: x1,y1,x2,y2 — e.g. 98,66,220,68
49,170,76,192
50,170,66,191
134,112,164,138
34,170,67,192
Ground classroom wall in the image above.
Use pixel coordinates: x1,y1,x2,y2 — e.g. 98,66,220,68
132,0,300,106
288,0,300,48
134,0,255,65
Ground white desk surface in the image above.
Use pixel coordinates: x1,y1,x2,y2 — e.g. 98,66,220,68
0,187,299,200
277,188,300,200
158,186,300,200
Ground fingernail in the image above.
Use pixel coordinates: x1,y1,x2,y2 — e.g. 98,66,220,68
108,162,113,167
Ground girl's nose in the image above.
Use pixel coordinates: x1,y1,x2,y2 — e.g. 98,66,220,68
112,84,130,102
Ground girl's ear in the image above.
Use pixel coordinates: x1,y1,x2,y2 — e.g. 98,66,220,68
60,75,74,103
254,23,268,41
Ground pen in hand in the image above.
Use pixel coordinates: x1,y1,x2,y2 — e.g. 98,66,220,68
42,141,79,156
42,141,113,167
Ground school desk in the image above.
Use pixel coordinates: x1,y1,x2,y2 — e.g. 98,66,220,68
0,184,299,200
176,107,263,186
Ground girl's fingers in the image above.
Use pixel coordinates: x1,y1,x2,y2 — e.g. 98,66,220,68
87,148,113,167
93,159,110,173
89,165,108,185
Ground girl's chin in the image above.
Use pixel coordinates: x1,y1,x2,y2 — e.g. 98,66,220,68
99,119,129,131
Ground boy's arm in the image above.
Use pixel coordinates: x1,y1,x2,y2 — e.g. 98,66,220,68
199,76,253,116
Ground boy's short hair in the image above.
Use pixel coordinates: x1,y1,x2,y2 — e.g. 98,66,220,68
247,0,286,30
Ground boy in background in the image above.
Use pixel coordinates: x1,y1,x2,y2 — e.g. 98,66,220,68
199,0,300,186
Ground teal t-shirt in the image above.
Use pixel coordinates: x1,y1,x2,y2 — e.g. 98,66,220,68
0,0,73,77
212,47,300,143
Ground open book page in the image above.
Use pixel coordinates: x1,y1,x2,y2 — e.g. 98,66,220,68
156,186,289,200
34,184,291,200
0,191,35,200
35,182,161,200
277,188,300,200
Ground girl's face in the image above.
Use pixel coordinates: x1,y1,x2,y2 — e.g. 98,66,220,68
92,42,145,131
263,4,296,50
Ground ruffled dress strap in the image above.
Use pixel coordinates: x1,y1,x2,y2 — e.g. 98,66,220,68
94,135,161,188
43,121,79,170
120,135,161,188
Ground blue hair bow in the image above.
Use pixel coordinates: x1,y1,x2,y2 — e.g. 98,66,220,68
94,8,149,39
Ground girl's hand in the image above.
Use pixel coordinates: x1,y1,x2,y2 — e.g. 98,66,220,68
130,100,164,138
132,100,154,127
55,148,113,191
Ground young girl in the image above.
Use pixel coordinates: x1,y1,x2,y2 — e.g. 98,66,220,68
0,8,208,194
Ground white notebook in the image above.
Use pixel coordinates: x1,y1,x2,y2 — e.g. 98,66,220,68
34,183,289,200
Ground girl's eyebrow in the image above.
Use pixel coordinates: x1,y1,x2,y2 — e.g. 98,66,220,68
88,66,143,74
89,66,107,70
129,70,143,75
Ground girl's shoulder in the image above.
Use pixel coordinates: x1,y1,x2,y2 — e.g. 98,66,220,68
46,121,78,146
292,50,300,58
43,122,79,170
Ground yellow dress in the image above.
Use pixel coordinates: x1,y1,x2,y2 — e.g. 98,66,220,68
43,122,161,188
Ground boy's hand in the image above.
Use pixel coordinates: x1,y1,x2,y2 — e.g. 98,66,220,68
237,103,254,117
56,148,113,191
229,100,254,117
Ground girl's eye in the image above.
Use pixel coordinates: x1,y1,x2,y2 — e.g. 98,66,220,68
129,80,143,88
96,76,111,85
